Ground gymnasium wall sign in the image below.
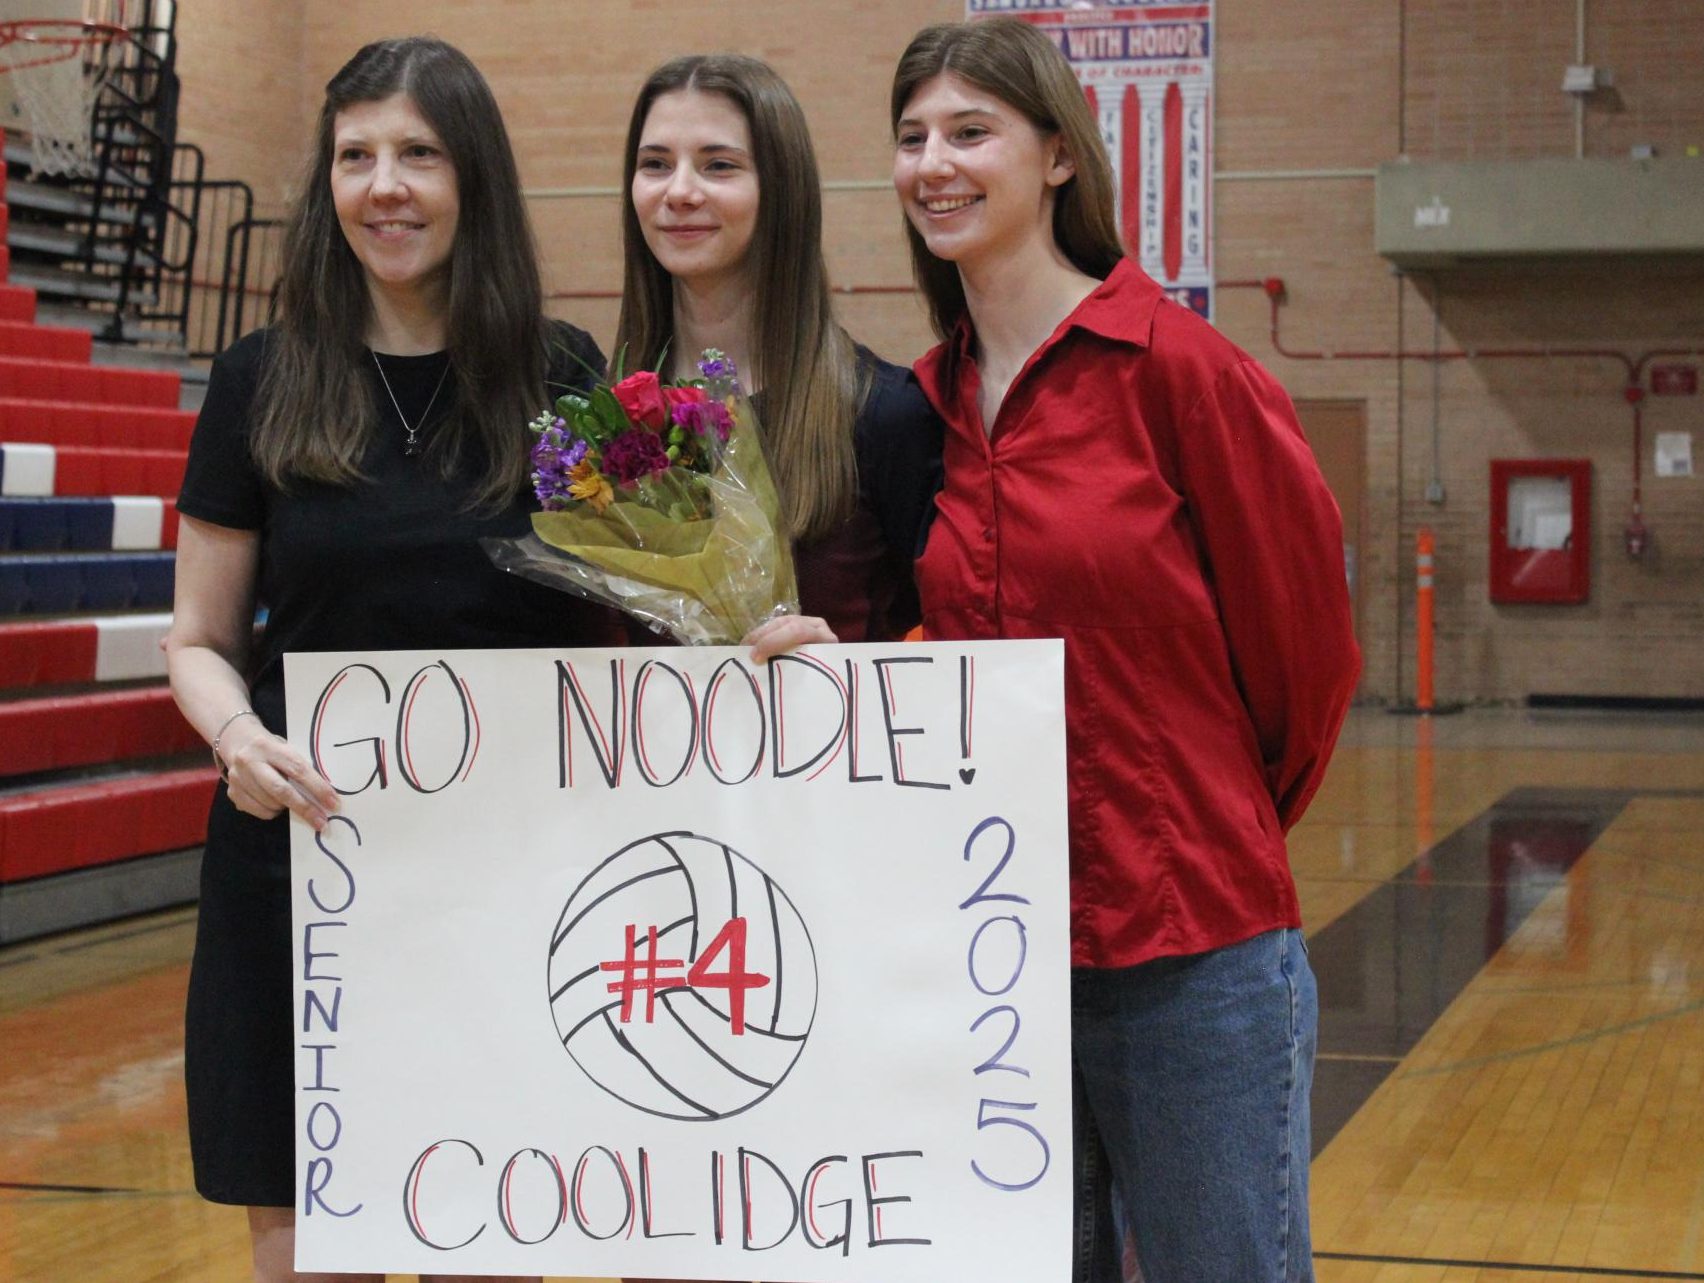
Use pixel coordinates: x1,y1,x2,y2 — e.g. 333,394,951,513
284,640,1070,1280
971,0,1218,318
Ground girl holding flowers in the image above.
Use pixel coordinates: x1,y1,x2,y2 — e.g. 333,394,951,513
757,17,1359,1283
614,47,942,1283
165,36,618,1283
614,53,942,648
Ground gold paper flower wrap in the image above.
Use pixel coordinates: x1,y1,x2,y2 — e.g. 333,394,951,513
484,351,799,646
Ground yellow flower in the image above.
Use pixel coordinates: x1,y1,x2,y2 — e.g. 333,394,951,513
568,460,614,513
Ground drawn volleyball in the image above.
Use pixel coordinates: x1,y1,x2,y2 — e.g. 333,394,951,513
546,831,819,1121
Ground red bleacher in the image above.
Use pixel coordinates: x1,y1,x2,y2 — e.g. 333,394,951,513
0,618,98,688
0,767,217,883
0,318,93,363
0,687,201,775
0,284,36,323
0,615,174,689
0,354,179,407
31,444,189,498
0,398,197,450
0,159,208,939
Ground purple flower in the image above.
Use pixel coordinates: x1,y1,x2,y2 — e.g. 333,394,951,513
600,428,672,484
531,421,591,509
697,350,737,382
671,399,733,443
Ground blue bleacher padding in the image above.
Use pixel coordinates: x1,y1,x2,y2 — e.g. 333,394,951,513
0,552,176,613
79,558,133,610
131,555,176,606
0,501,19,549
16,499,74,550
67,501,115,550
19,558,80,612
0,498,124,551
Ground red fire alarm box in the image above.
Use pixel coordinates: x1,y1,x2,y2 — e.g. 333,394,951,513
1490,459,1591,604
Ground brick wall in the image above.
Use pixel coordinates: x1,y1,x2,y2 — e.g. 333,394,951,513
167,0,1704,702
172,2,307,217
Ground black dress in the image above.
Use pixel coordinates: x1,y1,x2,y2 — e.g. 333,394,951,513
790,348,944,641
177,323,625,1206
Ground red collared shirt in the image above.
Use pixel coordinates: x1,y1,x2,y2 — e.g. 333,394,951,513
914,259,1360,969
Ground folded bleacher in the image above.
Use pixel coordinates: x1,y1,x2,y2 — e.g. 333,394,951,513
0,142,210,943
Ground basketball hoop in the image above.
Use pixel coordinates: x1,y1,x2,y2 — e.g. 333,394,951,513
0,19,128,178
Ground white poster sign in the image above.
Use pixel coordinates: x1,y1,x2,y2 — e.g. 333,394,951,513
1655,431,1694,478
284,640,1070,1280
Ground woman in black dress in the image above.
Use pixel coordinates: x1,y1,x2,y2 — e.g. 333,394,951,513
165,37,619,1283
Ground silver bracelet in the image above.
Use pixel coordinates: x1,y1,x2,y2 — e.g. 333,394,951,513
211,708,260,780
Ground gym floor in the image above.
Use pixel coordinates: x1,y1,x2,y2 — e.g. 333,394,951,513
3,706,1702,1282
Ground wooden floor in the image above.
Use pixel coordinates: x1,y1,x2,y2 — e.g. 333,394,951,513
3,707,1701,1282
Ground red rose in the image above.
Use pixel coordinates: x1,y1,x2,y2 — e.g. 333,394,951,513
664,385,708,409
611,370,668,430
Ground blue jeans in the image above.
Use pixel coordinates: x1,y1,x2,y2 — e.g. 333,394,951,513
1071,928,1317,1283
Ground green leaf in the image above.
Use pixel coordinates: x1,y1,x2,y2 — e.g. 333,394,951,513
577,411,617,447
590,386,631,434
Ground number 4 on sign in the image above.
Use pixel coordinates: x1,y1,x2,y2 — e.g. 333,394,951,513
688,917,771,1035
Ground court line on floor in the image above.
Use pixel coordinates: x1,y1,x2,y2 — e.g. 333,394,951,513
1317,1053,1404,1063
0,910,196,970
54,911,197,955
1314,1250,1704,1279
0,1181,204,1208
0,1188,200,1206
1398,995,1704,1080
1477,977,1694,996
0,1179,139,1195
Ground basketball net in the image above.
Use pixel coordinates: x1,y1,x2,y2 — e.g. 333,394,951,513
0,22,123,178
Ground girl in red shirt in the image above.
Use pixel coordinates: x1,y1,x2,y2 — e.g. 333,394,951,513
759,17,1358,1282
888,19,1358,1282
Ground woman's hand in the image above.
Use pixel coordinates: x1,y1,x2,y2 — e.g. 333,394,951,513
743,613,838,662
166,516,339,832
219,716,339,830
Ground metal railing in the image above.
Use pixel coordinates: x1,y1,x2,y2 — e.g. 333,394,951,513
6,0,284,355
10,0,181,341
209,215,283,355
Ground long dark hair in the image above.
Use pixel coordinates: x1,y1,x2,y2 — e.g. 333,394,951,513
615,54,861,542
253,36,551,509
890,19,1124,338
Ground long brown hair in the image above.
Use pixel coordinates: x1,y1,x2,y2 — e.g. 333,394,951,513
890,19,1125,339
616,54,861,542
253,36,553,509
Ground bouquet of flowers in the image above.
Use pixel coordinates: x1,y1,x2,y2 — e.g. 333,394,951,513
484,350,799,645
